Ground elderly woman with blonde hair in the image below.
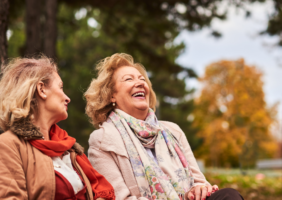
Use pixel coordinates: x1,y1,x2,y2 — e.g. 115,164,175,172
85,53,244,200
0,56,115,200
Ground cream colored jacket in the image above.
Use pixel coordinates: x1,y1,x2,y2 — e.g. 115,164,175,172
88,120,210,200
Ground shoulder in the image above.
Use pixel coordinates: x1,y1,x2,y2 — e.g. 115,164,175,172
88,121,129,157
159,121,184,136
159,121,182,131
0,130,25,156
0,130,22,146
89,121,114,145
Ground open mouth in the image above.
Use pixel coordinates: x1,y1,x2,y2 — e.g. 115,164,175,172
132,92,145,97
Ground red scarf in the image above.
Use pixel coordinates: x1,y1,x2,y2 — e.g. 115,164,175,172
30,124,115,200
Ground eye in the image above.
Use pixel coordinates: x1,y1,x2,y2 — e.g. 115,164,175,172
141,78,146,81
125,78,132,81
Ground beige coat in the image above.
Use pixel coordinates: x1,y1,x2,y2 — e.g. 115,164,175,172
88,120,210,200
0,130,93,200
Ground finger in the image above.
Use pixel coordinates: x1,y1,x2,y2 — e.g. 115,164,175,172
187,191,195,200
206,185,212,197
200,186,207,200
212,185,219,193
213,185,219,191
195,186,201,200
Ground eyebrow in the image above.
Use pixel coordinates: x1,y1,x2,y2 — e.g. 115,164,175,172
121,74,144,79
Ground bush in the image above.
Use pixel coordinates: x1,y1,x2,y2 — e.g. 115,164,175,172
205,169,282,200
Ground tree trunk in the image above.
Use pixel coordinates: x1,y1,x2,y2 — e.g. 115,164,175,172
25,0,41,56
44,0,57,59
0,0,9,64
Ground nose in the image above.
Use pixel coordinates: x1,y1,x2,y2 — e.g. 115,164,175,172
65,95,71,104
135,79,145,88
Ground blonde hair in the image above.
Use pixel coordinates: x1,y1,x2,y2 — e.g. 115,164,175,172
0,56,58,131
84,53,157,127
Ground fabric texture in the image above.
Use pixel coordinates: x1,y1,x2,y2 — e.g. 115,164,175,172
0,130,56,200
88,120,210,200
0,127,98,200
55,165,87,200
30,124,115,200
108,109,193,200
207,188,244,200
52,153,84,194
30,124,76,156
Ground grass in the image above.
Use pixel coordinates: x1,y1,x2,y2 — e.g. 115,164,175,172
204,168,282,200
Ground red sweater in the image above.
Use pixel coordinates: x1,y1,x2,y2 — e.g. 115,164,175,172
55,168,88,200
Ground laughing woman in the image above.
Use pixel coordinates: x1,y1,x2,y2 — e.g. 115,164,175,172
0,56,115,200
85,53,244,200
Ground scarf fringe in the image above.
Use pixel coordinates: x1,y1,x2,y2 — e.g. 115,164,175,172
95,189,115,200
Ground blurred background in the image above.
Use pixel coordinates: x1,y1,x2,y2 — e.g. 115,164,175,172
0,0,281,199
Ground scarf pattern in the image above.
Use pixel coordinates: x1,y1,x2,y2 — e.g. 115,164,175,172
108,109,193,200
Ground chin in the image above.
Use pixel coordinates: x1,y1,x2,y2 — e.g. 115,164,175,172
135,104,149,111
63,113,68,120
57,113,68,123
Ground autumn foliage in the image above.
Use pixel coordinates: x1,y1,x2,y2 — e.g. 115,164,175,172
193,59,277,167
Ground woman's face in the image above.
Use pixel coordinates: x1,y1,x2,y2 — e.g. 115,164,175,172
43,72,71,123
112,66,150,117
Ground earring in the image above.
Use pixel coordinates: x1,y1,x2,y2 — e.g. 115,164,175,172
44,95,47,98
113,102,115,106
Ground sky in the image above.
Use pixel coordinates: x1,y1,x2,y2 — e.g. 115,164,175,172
175,1,282,134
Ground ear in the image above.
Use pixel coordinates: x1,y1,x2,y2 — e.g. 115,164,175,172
36,81,47,100
111,97,116,103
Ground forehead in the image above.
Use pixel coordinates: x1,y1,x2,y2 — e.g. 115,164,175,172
52,72,62,83
114,66,142,78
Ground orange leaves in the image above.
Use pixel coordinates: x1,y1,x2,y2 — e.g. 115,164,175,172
193,59,277,167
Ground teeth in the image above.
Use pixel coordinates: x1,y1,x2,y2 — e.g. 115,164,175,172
133,92,145,97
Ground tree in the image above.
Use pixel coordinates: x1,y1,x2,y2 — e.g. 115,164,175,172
5,0,270,149
25,0,41,55
0,0,9,64
193,59,277,167
44,0,58,58
25,0,58,58
261,0,282,46
53,3,203,149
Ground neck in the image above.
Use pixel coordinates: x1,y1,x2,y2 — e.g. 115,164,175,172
33,113,56,141
119,108,149,120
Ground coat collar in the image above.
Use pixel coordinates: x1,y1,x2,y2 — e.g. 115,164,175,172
10,117,84,155
10,117,44,140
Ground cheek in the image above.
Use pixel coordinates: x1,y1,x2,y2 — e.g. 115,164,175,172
48,91,65,106
145,85,150,96
116,83,131,97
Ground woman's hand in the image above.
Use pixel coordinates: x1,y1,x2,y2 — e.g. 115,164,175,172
187,185,219,200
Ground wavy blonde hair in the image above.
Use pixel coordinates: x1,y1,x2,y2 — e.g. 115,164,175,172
85,53,157,127
0,56,58,131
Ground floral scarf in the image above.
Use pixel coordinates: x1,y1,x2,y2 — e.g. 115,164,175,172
108,109,194,200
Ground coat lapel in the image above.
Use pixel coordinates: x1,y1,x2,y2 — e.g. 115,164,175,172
99,121,129,158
